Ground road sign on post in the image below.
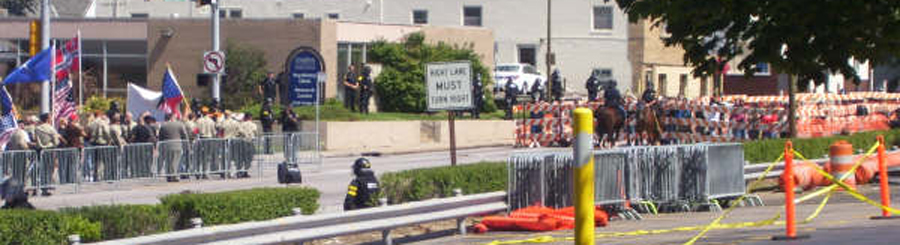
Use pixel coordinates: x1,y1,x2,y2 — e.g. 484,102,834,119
203,51,225,74
426,61,474,166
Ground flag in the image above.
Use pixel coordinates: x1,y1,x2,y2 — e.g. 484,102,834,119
158,66,184,118
2,45,54,84
53,36,80,122
127,83,165,123
0,86,18,150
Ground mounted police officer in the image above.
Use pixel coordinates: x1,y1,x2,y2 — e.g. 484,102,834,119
603,81,626,120
472,73,485,119
504,77,519,120
585,73,600,102
640,84,658,112
344,158,380,211
550,68,563,101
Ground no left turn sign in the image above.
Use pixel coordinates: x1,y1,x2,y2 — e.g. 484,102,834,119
203,51,225,74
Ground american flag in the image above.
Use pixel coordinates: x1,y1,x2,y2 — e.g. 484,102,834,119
53,36,80,123
0,86,18,150
158,66,184,118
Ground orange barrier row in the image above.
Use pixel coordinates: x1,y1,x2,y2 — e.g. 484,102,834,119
781,148,900,190
475,205,609,233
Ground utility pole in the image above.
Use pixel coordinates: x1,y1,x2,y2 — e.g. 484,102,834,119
211,0,221,103
545,0,552,102
40,0,50,114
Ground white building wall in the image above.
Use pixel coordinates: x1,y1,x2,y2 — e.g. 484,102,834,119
92,0,381,21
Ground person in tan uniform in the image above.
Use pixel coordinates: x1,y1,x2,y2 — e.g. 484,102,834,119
218,112,241,177
85,112,110,182
196,112,216,139
234,114,258,178
34,113,64,196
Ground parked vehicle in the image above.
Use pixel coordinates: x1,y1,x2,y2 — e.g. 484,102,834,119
493,63,546,95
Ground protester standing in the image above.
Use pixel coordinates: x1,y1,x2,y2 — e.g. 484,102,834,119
158,114,188,182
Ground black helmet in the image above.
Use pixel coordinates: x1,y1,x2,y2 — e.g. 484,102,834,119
352,158,371,175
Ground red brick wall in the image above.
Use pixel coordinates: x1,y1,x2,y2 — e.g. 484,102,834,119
724,74,780,96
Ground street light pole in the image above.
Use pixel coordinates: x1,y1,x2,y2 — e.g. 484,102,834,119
40,0,51,114
211,0,221,102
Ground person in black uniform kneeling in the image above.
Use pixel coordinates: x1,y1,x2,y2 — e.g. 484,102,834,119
344,158,380,211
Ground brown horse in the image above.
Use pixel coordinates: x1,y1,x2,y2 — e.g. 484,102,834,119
594,107,624,148
635,107,663,146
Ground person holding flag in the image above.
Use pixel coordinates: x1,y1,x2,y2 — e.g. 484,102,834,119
159,65,185,119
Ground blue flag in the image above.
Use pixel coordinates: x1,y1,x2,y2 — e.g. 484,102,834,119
2,45,53,84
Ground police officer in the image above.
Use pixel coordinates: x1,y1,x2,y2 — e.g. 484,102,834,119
106,101,121,121
585,73,600,102
504,77,519,120
259,72,279,103
191,98,202,118
603,81,625,120
530,79,543,102
551,68,563,101
344,158,380,211
472,73,485,119
358,66,374,114
640,85,658,111
343,65,360,111
261,98,275,133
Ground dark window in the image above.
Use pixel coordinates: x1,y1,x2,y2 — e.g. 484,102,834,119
219,9,226,18
293,13,305,19
229,9,243,19
131,13,148,18
658,74,668,96
327,13,340,20
518,46,536,66
679,74,688,97
593,6,613,30
413,10,428,24
701,77,709,96
463,6,482,26
756,62,770,74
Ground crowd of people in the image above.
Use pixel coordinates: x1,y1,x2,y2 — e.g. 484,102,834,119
3,101,274,195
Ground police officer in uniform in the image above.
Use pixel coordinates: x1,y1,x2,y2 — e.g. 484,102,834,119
504,77,519,120
259,72,279,103
344,158,380,211
358,66,374,114
551,68,564,101
472,73,485,119
603,81,626,120
585,73,600,102
343,65,360,111
260,98,275,154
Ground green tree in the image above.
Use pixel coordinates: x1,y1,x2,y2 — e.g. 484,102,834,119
223,40,268,109
615,0,900,136
369,32,496,113
1,0,38,16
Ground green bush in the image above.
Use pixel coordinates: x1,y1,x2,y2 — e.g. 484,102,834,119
380,162,507,204
61,205,172,241
370,32,496,113
0,209,101,245
743,129,900,164
81,96,126,114
161,187,320,229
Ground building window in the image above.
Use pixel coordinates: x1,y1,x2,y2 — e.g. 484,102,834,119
756,62,770,75
592,6,613,31
518,45,536,66
463,6,482,26
327,13,340,20
658,73,668,96
413,10,428,24
701,77,709,96
229,9,243,19
131,13,148,18
679,74,688,97
292,13,305,19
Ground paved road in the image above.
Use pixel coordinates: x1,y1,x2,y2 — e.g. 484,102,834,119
30,146,534,212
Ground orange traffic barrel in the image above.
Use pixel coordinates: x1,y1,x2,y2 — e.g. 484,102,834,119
829,141,856,189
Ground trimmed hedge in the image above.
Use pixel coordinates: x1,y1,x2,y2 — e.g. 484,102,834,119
61,204,172,241
0,209,101,245
380,161,507,204
744,129,900,163
161,187,320,229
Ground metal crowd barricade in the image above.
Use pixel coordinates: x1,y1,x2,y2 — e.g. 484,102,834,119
228,137,255,177
507,153,549,211
0,150,37,186
122,143,156,179
83,146,121,182
287,132,320,166
157,140,191,178
594,150,627,206
193,138,229,177
625,146,682,207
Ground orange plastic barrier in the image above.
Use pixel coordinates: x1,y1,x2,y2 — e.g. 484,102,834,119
783,151,900,189
479,205,609,232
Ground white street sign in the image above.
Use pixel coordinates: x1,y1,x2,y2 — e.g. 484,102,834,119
426,61,473,111
203,51,225,74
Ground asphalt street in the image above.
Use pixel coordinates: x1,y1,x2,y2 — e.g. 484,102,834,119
29,146,532,213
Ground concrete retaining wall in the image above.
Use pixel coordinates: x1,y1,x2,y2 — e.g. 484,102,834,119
302,120,515,154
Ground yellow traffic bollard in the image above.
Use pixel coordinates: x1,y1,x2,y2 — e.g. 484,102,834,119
573,108,595,245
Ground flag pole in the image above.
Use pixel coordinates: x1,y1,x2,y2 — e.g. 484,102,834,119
78,29,83,107
50,41,57,126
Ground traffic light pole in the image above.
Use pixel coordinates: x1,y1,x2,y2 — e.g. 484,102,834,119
40,0,51,114
211,0,221,103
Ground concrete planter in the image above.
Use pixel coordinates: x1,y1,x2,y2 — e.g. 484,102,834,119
300,120,515,154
